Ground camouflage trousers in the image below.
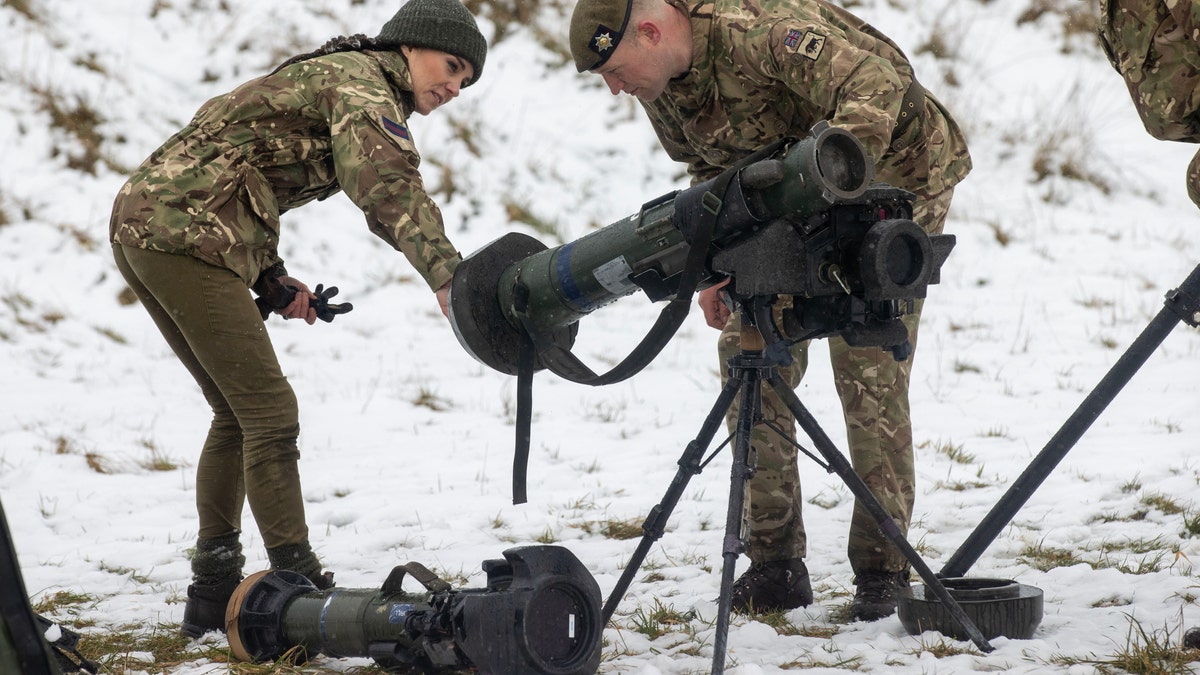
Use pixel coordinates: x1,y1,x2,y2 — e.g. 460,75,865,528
717,189,954,575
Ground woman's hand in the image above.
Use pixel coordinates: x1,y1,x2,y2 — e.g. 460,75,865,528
436,280,452,319
276,276,318,325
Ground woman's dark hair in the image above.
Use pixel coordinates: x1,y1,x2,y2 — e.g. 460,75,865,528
269,34,398,75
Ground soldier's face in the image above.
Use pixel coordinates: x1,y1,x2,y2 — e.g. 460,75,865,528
402,47,474,115
595,34,673,101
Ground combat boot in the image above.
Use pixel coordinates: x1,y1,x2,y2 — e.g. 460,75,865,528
182,532,244,638
180,577,241,638
730,558,813,614
849,569,910,621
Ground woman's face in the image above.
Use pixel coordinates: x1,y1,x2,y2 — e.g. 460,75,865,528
402,46,474,115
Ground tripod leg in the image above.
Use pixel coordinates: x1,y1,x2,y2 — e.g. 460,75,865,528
601,371,744,624
711,360,762,675
765,372,995,653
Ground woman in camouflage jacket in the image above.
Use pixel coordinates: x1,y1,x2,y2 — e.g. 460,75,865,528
108,0,486,639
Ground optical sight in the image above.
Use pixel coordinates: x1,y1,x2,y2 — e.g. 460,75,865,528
225,545,602,675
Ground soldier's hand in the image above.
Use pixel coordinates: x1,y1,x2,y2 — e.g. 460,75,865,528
698,278,732,329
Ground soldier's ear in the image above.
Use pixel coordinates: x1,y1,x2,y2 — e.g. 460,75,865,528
636,19,663,46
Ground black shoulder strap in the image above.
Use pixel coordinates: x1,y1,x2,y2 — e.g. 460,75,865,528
506,139,798,504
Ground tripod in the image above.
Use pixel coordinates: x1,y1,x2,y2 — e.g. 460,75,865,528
601,304,993,673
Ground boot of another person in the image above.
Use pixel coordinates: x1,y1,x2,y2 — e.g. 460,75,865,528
849,569,910,621
730,558,813,614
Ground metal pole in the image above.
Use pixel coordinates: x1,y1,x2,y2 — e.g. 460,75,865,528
768,375,994,653
941,263,1200,578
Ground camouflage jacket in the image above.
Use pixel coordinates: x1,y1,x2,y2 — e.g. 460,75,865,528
642,0,971,199
110,50,459,291
1099,0,1200,142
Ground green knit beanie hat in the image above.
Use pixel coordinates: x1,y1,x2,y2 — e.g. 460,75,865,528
377,0,488,85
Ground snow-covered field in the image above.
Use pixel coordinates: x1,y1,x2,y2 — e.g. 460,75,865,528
2,0,1199,672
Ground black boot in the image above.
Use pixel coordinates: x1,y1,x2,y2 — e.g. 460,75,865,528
730,558,813,614
181,532,244,638
181,578,241,638
849,569,910,621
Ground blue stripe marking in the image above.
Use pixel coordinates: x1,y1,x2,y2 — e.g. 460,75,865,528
556,243,598,312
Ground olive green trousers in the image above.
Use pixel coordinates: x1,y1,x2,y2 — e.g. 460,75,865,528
113,244,309,550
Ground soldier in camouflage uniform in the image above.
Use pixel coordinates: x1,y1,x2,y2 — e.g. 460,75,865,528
109,0,486,639
570,0,971,620
1099,0,1200,208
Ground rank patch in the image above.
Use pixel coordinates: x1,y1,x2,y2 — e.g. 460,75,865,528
382,116,410,140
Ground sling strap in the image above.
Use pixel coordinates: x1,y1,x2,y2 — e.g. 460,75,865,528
508,138,792,503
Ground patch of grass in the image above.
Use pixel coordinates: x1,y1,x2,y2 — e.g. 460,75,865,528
1018,540,1085,571
627,598,696,640
502,196,561,242
139,439,180,472
934,477,991,491
85,452,110,474
926,438,975,465
952,358,982,374
1091,509,1150,524
1091,595,1131,608
1016,0,1100,53
808,487,846,509
34,86,111,175
1142,493,1187,516
579,516,643,540
33,590,97,616
907,633,982,658
780,644,864,670
411,385,450,411
987,220,1012,246
1048,615,1200,674
1181,509,1200,538
5,0,38,22
535,526,558,544
93,325,128,344
754,608,838,638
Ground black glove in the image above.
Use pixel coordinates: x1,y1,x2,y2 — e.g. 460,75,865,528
253,278,353,323
311,284,354,323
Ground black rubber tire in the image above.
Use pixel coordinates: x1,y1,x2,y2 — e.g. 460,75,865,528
896,577,1044,641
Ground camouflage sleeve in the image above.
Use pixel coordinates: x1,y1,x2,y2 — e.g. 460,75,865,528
1166,0,1200,39
313,75,460,291
736,17,907,165
642,104,724,185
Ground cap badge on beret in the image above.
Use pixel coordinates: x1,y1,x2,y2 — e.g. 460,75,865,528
591,25,618,55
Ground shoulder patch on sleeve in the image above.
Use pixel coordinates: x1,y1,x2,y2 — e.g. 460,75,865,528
784,28,826,61
382,115,410,140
